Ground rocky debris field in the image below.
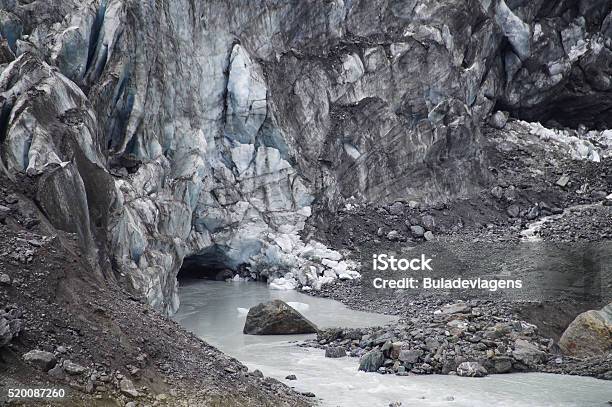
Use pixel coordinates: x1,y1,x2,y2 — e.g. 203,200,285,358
305,289,612,381
0,176,310,407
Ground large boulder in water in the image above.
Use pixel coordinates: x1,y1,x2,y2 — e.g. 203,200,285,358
358,349,385,372
243,300,318,335
559,303,612,357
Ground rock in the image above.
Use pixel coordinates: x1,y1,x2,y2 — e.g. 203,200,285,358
0,308,22,347
491,186,504,199
512,339,546,366
559,303,612,357
48,364,66,380
119,378,140,398
440,302,471,315
243,300,317,335
386,230,401,241
0,273,10,285
359,349,385,372
591,190,607,200
398,349,423,364
301,392,316,398
489,111,509,129
252,369,264,378
63,360,87,375
325,347,347,358
4,194,18,204
285,374,297,380
421,215,435,230
23,350,57,372
390,342,403,359
388,202,404,215
424,231,434,241
491,356,513,373
525,206,540,220
0,205,10,221
506,204,520,218
456,362,488,377
556,175,570,188
410,226,425,238
447,319,468,336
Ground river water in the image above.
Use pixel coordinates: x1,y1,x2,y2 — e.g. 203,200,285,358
173,280,612,407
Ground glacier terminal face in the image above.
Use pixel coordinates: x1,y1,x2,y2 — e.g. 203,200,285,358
1,0,610,312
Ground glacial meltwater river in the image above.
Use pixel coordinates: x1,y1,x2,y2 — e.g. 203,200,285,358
173,280,612,407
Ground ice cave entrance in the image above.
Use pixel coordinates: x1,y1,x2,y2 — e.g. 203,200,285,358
178,247,236,281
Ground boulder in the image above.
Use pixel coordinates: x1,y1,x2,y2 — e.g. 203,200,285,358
0,308,22,347
559,303,612,357
388,202,404,215
512,339,546,366
410,225,425,238
440,302,471,315
0,205,10,222
23,350,57,371
421,215,435,230
490,356,513,374
506,204,520,218
359,349,385,372
63,360,87,375
0,273,11,285
398,349,423,364
120,378,140,398
489,111,509,129
243,300,318,335
457,362,488,377
325,347,347,358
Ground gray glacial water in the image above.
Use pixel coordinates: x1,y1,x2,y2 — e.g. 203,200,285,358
173,280,612,407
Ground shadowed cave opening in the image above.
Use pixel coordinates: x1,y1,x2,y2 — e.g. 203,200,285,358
178,247,237,281
177,246,258,282
495,95,612,130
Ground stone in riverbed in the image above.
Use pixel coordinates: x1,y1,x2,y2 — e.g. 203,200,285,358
359,349,385,372
456,361,488,377
559,303,612,357
325,347,347,358
243,300,318,335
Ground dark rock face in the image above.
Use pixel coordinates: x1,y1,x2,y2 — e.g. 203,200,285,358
243,300,318,335
0,0,609,312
